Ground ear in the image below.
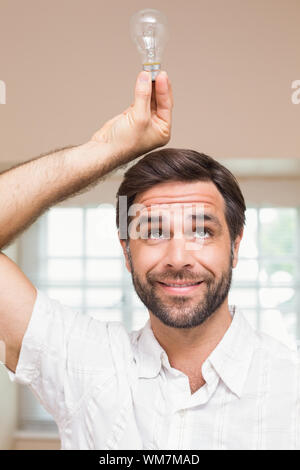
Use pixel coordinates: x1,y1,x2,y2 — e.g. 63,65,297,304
118,232,132,273
232,228,244,269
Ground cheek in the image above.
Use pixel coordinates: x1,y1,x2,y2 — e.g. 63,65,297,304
131,243,164,273
194,244,230,274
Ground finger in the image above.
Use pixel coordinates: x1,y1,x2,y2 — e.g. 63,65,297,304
133,71,152,119
167,76,174,109
154,71,172,123
122,104,133,115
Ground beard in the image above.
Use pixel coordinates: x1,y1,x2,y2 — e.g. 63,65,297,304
126,244,234,329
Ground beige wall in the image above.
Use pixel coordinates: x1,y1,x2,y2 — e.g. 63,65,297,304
0,0,299,450
0,0,299,165
0,243,18,450
0,366,17,450
12,430,60,450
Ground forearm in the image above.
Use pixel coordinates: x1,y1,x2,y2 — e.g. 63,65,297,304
0,141,122,249
0,69,173,250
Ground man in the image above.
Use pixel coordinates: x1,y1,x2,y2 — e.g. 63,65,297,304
0,71,299,450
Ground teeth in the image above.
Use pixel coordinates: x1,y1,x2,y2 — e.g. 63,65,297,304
164,282,199,287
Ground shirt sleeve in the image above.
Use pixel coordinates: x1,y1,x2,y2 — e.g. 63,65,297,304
5,288,118,427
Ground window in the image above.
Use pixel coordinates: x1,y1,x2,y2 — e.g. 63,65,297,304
18,204,149,428
17,204,300,428
40,205,146,332
230,207,299,349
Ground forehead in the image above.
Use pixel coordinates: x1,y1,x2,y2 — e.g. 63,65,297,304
133,180,226,219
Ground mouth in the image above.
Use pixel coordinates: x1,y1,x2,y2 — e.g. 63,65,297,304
156,280,204,295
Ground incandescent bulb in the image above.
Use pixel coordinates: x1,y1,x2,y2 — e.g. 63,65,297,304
130,8,169,80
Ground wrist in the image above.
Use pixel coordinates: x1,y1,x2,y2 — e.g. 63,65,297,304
66,140,118,170
86,138,142,169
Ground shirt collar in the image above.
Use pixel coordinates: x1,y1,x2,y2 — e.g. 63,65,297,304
134,306,256,398
206,306,256,397
134,318,166,379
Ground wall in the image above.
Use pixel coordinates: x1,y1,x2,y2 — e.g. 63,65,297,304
0,243,18,450
0,0,299,165
13,432,60,450
0,366,17,450
0,0,299,449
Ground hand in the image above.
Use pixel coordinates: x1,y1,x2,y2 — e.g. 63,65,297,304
90,70,173,162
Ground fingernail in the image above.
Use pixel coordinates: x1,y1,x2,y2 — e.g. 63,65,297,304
158,71,168,92
139,71,150,82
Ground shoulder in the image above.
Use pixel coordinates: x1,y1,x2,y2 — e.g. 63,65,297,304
34,289,133,371
235,307,298,362
251,326,299,371
66,317,133,372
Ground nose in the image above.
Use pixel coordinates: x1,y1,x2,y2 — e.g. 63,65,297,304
163,236,196,270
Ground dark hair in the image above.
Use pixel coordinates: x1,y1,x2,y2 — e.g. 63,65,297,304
116,148,246,243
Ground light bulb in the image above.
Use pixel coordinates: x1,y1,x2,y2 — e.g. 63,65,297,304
130,8,169,80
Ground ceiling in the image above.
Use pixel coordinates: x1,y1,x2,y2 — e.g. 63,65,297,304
217,158,300,178
0,0,299,165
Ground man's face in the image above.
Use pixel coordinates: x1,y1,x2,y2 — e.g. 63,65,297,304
119,181,243,329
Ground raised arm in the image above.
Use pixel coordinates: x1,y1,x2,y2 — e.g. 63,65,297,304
0,71,173,250
0,70,173,372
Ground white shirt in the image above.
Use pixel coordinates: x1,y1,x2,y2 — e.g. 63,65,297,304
6,288,300,450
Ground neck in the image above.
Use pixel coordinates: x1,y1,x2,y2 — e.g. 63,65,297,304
149,301,233,380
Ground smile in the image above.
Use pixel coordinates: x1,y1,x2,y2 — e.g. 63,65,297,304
159,281,202,287
157,281,204,294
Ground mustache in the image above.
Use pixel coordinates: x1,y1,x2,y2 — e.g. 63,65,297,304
147,270,210,284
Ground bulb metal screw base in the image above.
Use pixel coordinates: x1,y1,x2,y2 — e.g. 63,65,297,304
143,63,161,81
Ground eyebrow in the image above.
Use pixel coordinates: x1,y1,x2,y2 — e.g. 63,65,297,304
138,214,161,225
137,213,223,230
189,213,223,230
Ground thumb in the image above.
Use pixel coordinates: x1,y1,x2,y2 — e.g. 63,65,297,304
133,71,152,119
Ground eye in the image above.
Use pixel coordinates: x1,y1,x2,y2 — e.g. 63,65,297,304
148,228,168,239
192,227,213,239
